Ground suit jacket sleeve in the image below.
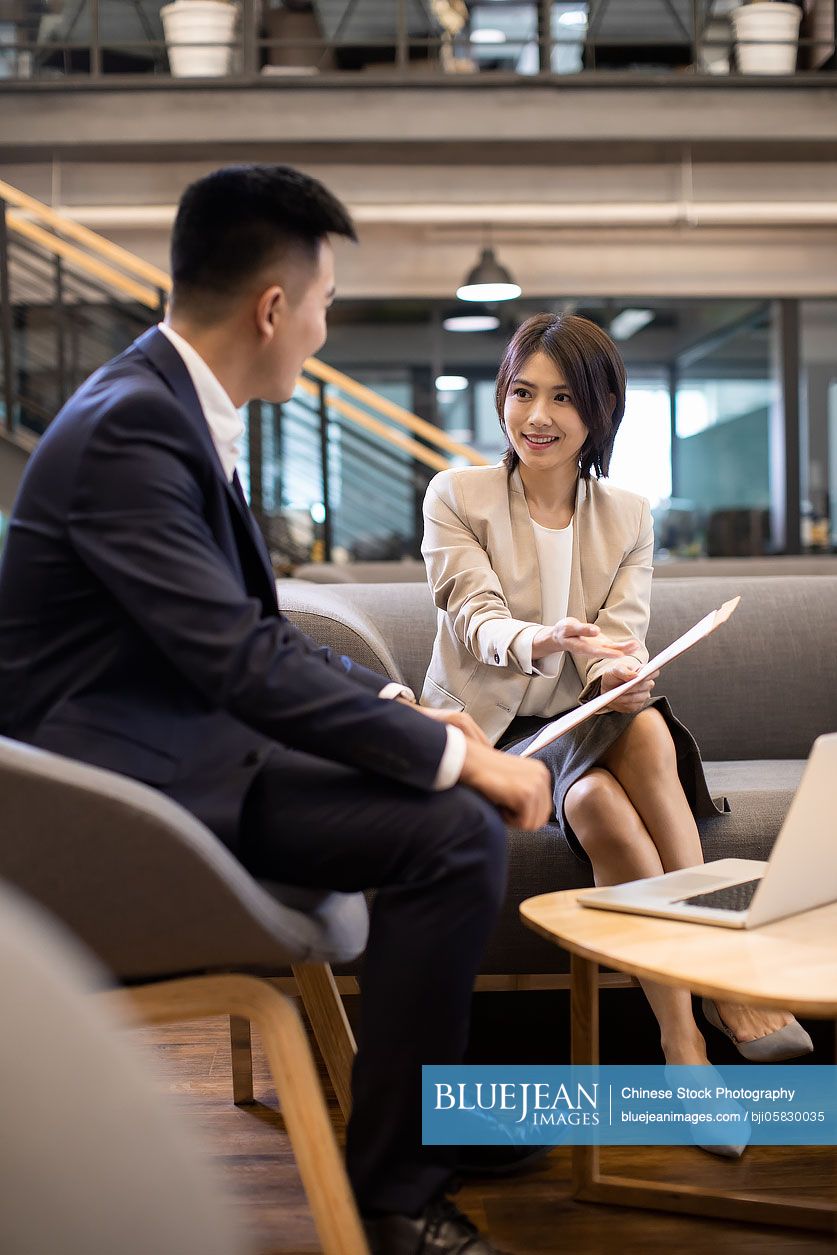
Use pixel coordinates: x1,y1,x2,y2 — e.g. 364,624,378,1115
422,472,543,675
301,640,398,696
67,394,447,790
577,497,654,700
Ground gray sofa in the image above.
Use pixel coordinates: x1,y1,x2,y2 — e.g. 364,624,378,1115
279,576,837,978
290,556,837,584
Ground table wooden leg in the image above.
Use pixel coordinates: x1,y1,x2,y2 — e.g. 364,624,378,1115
570,953,598,1066
570,953,600,1196
567,958,835,1233
579,1174,835,1232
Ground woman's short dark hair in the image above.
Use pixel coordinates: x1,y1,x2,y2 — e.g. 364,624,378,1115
494,313,627,479
171,163,356,314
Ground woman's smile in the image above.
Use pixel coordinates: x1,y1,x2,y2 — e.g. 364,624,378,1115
522,432,561,450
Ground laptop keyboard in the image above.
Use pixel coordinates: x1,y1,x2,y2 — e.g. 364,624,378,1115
679,878,763,913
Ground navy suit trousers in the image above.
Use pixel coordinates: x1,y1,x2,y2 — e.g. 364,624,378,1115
240,743,508,1216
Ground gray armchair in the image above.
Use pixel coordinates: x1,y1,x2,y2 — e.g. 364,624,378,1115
0,735,369,1255
0,880,253,1255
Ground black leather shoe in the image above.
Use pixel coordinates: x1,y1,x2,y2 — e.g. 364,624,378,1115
457,1143,552,1177
363,1195,510,1254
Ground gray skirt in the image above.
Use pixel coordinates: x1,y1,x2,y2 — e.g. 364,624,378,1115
498,696,726,861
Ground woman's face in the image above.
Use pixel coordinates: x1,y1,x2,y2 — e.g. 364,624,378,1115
502,350,588,475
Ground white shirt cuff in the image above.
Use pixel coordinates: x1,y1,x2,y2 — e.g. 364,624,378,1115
514,624,539,674
378,682,416,702
515,625,563,677
433,725,467,790
532,650,564,678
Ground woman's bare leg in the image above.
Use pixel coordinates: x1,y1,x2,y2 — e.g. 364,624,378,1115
600,709,792,1041
565,768,709,1065
599,708,703,869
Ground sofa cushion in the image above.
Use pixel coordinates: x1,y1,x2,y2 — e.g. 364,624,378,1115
703,759,805,795
647,577,837,761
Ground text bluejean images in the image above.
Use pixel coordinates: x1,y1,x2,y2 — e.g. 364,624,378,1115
422,1065,837,1146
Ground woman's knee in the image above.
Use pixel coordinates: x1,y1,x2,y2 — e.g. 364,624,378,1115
564,769,643,858
620,707,677,768
564,769,621,830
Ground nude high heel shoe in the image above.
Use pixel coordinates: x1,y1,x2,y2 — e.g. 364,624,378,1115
665,1063,749,1160
702,999,814,1062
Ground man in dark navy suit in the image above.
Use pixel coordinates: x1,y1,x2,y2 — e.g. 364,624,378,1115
0,165,550,1255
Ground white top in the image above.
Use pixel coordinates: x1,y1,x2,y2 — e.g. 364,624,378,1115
517,517,574,717
156,323,465,788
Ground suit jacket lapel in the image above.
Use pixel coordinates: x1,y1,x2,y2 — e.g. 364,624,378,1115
569,476,590,685
134,327,278,614
228,472,279,612
134,326,222,469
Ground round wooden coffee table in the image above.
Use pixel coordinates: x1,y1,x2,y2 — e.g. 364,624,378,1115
520,888,837,1234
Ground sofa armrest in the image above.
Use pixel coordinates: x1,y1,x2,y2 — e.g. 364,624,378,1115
277,581,408,685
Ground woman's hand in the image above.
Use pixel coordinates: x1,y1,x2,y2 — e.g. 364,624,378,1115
599,659,660,713
533,617,641,662
411,704,491,746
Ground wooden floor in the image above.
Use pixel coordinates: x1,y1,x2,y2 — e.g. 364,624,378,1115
128,992,836,1255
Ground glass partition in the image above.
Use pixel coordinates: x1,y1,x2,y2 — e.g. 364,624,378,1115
671,303,776,556
800,300,837,551
610,375,671,510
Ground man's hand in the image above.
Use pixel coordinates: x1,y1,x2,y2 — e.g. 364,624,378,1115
400,700,491,746
532,617,640,662
459,742,552,830
599,659,660,713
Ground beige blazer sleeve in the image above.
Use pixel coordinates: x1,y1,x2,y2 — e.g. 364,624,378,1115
422,472,542,675
577,496,654,700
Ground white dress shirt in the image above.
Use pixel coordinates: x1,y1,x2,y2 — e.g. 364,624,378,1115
517,517,574,717
157,323,465,789
158,322,245,481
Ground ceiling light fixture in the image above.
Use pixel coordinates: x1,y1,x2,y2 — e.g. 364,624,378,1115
456,246,521,303
609,308,655,341
435,375,470,392
443,307,501,332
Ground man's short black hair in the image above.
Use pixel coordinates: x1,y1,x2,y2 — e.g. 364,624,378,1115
170,163,356,310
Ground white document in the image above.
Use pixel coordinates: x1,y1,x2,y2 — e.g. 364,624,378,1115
519,596,740,758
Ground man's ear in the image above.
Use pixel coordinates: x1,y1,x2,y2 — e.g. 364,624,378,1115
256,285,285,342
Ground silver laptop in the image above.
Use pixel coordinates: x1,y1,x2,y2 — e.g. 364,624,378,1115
578,732,837,929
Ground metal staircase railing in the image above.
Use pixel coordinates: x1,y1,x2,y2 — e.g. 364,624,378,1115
0,178,488,565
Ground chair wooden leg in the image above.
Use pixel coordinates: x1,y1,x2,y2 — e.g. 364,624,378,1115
111,975,369,1255
229,1015,254,1105
292,962,356,1123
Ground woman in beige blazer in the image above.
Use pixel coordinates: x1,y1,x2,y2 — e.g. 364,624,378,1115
422,313,810,1086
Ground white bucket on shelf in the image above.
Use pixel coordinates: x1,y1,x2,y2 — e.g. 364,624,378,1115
733,2,802,74
161,1,237,78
